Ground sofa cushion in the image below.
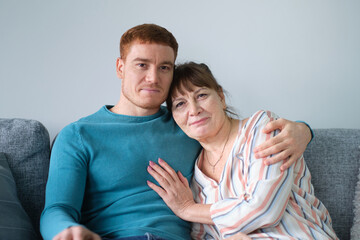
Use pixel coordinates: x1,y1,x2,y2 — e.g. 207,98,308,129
351,157,360,240
0,152,37,239
304,129,360,240
0,118,50,238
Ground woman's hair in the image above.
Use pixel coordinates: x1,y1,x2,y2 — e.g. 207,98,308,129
166,62,238,117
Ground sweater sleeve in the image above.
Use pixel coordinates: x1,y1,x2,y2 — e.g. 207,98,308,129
40,123,88,240
210,111,294,238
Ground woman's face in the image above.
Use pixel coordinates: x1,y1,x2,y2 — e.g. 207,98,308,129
171,84,227,141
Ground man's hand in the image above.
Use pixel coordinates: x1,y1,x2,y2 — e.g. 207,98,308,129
254,118,312,171
52,226,101,240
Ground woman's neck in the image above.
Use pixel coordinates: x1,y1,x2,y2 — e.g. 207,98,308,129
199,118,239,158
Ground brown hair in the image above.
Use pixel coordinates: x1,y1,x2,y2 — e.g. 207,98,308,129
120,24,178,60
166,62,238,117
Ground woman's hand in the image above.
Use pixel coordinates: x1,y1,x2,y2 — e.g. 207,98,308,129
147,158,195,220
224,232,251,240
253,118,312,171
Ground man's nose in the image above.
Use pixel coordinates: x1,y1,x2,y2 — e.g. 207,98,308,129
145,67,159,83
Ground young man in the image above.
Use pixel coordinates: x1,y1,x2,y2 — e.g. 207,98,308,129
40,24,312,240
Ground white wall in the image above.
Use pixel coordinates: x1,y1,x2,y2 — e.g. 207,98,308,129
1,0,359,140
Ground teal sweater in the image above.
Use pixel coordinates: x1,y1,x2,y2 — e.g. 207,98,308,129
40,106,201,240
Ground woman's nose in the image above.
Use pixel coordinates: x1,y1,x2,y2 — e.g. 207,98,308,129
189,101,202,116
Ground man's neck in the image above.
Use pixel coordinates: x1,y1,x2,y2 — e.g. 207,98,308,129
110,102,161,117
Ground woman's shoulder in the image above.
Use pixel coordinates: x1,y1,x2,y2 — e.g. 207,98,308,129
242,110,280,132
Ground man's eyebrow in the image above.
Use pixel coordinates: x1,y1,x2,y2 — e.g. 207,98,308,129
161,61,174,67
132,58,151,63
132,58,174,67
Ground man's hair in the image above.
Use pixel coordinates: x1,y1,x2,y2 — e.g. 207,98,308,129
120,23,178,60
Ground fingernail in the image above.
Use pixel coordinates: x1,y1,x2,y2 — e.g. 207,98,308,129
158,158,163,163
149,161,155,166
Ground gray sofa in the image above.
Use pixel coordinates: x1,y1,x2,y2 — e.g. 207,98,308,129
0,118,359,240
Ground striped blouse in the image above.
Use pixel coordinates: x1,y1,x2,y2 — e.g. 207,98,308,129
190,110,338,240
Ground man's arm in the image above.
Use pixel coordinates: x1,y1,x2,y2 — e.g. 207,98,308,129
253,118,312,171
40,124,97,240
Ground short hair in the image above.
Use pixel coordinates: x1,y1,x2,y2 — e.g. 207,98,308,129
166,62,238,117
120,23,178,60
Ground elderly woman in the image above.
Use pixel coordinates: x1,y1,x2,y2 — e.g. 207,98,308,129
147,62,338,239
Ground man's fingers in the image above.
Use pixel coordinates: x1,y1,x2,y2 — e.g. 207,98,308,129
280,155,299,171
263,118,285,134
255,140,287,159
263,149,290,165
254,133,284,153
52,226,101,240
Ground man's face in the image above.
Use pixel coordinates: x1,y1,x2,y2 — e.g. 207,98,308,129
117,42,175,115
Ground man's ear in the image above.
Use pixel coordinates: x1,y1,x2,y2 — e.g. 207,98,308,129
116,57,125,79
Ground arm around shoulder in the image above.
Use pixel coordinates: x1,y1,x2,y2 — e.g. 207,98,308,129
254,116,312,170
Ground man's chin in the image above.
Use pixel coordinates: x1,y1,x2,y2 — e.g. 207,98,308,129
140,97,166,108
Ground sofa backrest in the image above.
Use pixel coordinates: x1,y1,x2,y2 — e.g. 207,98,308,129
304,129,360,240
0,118,50,239
1,119,359,240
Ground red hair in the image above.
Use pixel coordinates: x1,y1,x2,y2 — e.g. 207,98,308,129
120,24,178,60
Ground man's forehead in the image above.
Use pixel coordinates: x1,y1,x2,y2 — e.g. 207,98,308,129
126,42,175,61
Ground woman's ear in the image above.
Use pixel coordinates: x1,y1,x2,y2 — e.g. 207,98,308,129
116,57,124,79
218,88,226,109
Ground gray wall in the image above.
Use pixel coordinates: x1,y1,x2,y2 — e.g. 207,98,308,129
1,0,359,140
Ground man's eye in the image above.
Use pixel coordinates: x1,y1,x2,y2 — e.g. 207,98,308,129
137,63,146,68
160,66,170,71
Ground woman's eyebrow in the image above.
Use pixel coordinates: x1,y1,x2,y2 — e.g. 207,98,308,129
193,88,207,94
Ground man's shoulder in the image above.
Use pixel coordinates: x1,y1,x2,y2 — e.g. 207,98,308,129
76,105,110,123
58,106,108,133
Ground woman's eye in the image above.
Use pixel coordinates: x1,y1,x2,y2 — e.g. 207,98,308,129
174,102,185,109
198,93,207,99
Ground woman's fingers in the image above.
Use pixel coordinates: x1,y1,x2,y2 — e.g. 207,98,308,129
147,180,166,198
147,163,171,189
177,170,189,186
158,158,178,178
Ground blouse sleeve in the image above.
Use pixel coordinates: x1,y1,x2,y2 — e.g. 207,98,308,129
210,110,294,238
